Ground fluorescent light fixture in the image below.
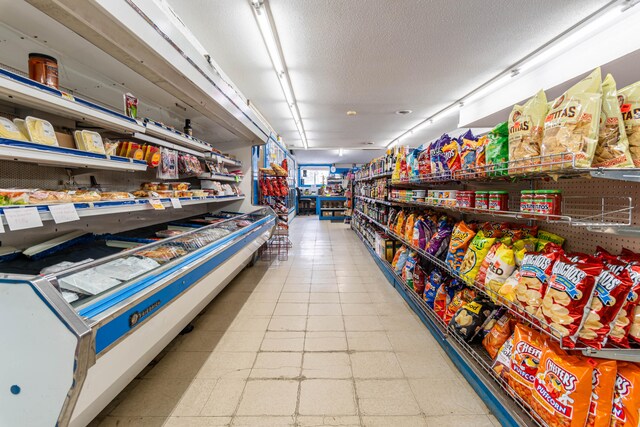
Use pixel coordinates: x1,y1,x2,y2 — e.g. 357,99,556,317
251,0,308,149
463,73,515,104
338,148,344,156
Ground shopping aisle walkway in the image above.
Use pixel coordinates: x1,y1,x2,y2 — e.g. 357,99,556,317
93,217,499,427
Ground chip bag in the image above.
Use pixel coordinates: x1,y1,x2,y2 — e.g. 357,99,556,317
395,210,406,236
460,232,497,284
541,67,603,168
500,269,521,303
445,221,477,272
444,287,476,324
485,244,517,300
404,213,416,241
430,135,448,174
492,334,514,380
417,146,431,176
611,362,640,427
433,278,452,318
537,254,604,347
424,268,444,308
508,89,547,174
537,230,565,247
449,295,495,342
509,324,545,407
530,346,594,427
577,268,633,349
413,264,427,294
475,242,501,288
483,313,516,359
617,80,640,167
593,74,634,168
391,246,407,269
609,265,640,348
460,136,477,175
515,250,561,315
585,359,617,427
475,135,489,177
441,137,461,174
402,253,417,285
425,216,453,259
486,121,509,177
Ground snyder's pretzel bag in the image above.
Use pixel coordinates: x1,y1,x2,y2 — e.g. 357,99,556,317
445,221,477,272
577,268,633,349
585,359,617,427
515,250,560,315
611,362,640,427
509,324,545,407
593,74,634,168
541,68,603,168
537,254,603,347
508,89,548,174
530,346,594,427
618,80,640,167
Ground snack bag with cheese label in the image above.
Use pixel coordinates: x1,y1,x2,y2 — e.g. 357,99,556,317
577,269,633,349
509,89,548,174
537,254,603,348
611,362,640,427
618,80,640,167
509,324,545,407
541,68,603,168
593,74,634,168
608,265,640,348
585,359,617,427
460,136,477,175
445,221,477,272
531,347,594,427
515,250,561,315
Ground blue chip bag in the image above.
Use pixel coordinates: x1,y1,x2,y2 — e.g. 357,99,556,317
423,268,444,308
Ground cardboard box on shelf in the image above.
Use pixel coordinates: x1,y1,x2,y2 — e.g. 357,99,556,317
55,131,75,149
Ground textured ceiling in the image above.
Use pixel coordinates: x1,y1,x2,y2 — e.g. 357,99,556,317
167,0,610,151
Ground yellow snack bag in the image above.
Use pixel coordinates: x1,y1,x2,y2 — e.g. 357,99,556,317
485,244,516,300
460,232,496,284
618,80,640,167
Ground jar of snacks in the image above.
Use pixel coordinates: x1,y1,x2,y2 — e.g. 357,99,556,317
534,190,562,217
475,191,489,210
520,190,534,214
456,191,475,208
488,191,509,211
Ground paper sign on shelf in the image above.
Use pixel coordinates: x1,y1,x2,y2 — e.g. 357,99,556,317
4,207,43,231
49,203,80,224
149,199,165,210
0,215,4,233
170,198,182,209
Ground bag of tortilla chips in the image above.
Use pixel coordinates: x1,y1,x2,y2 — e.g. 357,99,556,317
508,89,547,174
618,80,640,167
593,74,633,168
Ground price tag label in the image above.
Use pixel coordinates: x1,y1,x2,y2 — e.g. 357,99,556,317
60,91,75,102
170,198,182,209
4,207,43,231
149,199,165,210
49,203,80,224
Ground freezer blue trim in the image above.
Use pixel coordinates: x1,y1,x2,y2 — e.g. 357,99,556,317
356,232,520,427
79,216,271,319
0,138,107,159
93,219,272,354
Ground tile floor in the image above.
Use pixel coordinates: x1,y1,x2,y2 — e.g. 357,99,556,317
92,217,499,427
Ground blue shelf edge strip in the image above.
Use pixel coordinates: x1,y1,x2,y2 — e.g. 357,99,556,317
353,229,520,427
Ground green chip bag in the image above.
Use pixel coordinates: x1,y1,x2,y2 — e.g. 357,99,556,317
487,122,509,177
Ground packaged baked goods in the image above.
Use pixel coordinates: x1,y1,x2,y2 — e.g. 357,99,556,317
577,269,633,349
509,324,545,407
0,116,28,141
537,254,604,347
29,190,72,204
585,359,617,427
486,122,509,177
617,80,640,167
483,313,515,358
445,221,477,272
611,362,640,427
100,192,134,200
508,90,547,174
530,346,593,427
25,116,58,146
460,232,497,284
593,74,633,168
515,249,561,315
69,190,101,202
74,130,106,154
541,68,603,168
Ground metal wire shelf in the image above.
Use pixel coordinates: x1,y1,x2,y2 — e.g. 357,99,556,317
354,171,393,182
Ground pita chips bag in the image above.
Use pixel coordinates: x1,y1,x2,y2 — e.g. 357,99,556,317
593,74,634,168
541,68,603,169
618,80,640,167
585,359,617,427
508,89,548,174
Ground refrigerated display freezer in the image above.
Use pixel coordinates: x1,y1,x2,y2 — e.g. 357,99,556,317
0,207,276,427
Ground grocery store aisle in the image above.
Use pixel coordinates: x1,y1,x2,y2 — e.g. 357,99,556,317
93,217,498,427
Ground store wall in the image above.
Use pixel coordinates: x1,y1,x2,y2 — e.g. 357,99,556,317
223,146,255,213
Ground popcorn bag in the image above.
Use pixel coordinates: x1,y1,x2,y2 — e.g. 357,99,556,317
585,359,616,427
508,324,545,408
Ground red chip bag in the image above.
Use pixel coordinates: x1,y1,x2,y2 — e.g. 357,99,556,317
537,254,604,348
577,269,633,349
530,347,594,427
434,282,450,320
515,250,561,316
611,362,640,427
609,266,640,348
509,324,545,408
586,359,617,427
481,222,508,238
619,248,640,264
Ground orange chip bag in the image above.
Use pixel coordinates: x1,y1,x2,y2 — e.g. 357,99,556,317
483,313,515,359
509,324,545,407
586,359,617,427
531,347,594,427
611,362,640,427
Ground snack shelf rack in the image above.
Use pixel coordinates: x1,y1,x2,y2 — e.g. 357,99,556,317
353,209,387,230
0,195,245,226
351,225,544,427
385,196,634,229
0,138,148,172
353,207,640,362
354,195,394,206
391,152,640,185
354,171,392,182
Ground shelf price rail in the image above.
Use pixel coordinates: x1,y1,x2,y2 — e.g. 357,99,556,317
354,208,640,362
351,225,546,427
